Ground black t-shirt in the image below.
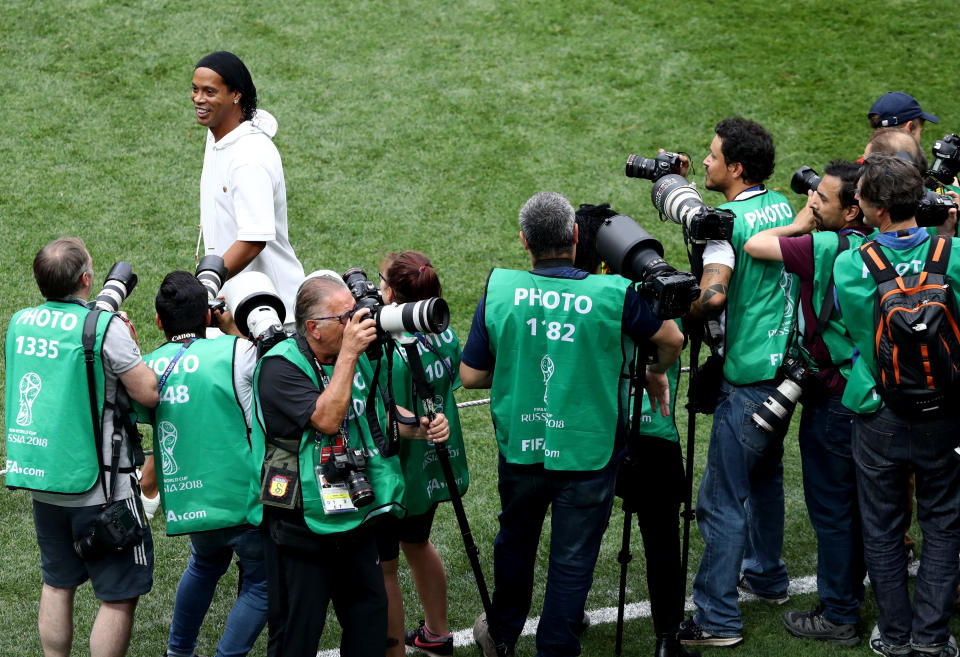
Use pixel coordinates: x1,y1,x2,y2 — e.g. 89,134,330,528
257,342,325,439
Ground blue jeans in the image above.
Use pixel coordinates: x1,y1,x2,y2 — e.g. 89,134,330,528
853,407,960,648
692,380,789,636
491,451,620,657
797,396,865,624
167,526,268,657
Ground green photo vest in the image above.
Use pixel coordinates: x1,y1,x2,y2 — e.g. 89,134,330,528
5,300,111,493
834,235,960,414
387,328,469,516
721,189,799,384
629,319,681,442
484,269,632,471
144,337,256,535
807,231,873,377
248,338,405,535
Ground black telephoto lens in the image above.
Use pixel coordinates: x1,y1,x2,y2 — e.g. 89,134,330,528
790,166,822,196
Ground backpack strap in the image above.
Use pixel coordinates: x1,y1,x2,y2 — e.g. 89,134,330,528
860,241,899,285
809,233,850,341
82,309,110,501
924,235,951,276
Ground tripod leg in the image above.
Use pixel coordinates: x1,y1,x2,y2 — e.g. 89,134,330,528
616,504,634,657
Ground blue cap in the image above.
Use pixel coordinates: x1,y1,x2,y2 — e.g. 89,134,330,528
869,91,939,126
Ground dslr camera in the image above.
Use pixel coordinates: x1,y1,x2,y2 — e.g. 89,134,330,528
916,190,958,227
73,500,143,560
320,445,374,507
751,354,818,434
929,133,960,186
790,166,822,195
595,214,700,319
90,262,138,313
342,268,450,339
625,151,685,182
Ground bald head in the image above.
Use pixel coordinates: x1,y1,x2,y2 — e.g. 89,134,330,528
33,237,92,299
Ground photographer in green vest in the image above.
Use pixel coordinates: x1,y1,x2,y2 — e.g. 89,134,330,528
138,271,267,657
675,118,798,649
460,191,683,657
833,154,960,657
4,237,158,657
249,275,449,657
743,160,870,645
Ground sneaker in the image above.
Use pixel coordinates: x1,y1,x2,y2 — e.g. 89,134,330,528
913,635,959,657
737,574,790,605
677,617,743,648
782,607,859,646
473,613,514,657
405,619,453,657
869,624,913,656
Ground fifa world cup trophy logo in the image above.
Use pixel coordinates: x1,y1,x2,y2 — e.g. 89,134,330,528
158,421,179,476
540,355,555,404
17,372,42,427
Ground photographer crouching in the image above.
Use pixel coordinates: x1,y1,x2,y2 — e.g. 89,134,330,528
4,237,159,657
743,160,870,645
249,275,449,657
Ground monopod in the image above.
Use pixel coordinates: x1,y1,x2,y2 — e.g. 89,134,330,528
397,335,510,657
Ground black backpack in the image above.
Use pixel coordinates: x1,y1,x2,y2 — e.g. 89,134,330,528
861,235,960,418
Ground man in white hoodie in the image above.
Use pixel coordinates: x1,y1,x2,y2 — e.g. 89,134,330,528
192,51,304,325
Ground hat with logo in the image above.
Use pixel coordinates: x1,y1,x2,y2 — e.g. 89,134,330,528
869,91,939,127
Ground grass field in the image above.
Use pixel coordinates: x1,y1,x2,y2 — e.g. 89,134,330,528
2,0,960,655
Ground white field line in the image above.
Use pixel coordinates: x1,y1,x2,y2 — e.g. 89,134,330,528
318,562,921,656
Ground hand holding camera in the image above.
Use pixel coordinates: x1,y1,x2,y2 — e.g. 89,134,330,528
341,307,378,358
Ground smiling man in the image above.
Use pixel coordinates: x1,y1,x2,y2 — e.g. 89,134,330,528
192,51,304,325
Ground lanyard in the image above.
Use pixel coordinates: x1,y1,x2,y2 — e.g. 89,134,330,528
158,339,197,394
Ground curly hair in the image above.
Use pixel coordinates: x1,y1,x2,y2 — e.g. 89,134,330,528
714,117,776,185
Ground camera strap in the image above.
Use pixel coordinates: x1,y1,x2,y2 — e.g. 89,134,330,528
808,233,849,343
157,338,196,395
367,343,402,457
82,309,111,501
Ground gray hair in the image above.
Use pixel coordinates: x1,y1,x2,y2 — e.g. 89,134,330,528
295,276,347,335
33,237,92,299
518,192,575,259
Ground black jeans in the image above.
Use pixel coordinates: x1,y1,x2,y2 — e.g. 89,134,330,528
263,509,387,657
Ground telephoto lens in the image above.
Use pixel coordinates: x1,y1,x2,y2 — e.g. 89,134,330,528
93,262,138,313
751,357,807,433
790,166,822,195
195,255,227,300
625,151,682,182
377,298,450,335
651,175,735,241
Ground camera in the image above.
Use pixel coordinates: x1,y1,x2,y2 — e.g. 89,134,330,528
321,446,374,507
221,271,288,355
73,500,143,560
751,356,808,434
650,174,735,241
625,151,684,182
91,262,138,313
195,255,228,319
595,214,700,319
916,190,958,227
929,134,960,186
790,166,822,196
342,268,450,336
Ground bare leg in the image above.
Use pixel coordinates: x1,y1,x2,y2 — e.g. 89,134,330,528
90,597,138,657
382,557,405,657
39,584,75,657
401,540,449,635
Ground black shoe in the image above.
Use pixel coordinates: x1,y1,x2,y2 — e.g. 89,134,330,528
737,573,790,605
656,633,701,657
677,617,743,648
782,607,858,646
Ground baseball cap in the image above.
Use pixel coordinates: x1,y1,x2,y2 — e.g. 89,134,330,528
869,91,939,127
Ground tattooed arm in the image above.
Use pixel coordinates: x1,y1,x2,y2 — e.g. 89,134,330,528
688,264,732,320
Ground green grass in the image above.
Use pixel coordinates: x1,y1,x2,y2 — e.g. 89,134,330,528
2,0,960,655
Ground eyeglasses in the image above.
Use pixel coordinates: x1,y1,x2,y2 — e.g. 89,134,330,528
378,271,388,284
310,309,354,326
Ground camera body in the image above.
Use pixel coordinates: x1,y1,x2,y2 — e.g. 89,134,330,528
321,446,375,507
916,189,958,227
625,151,684,181
91,262,138,313
929,134,960,186
73,500,143,560
790,166,822,196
